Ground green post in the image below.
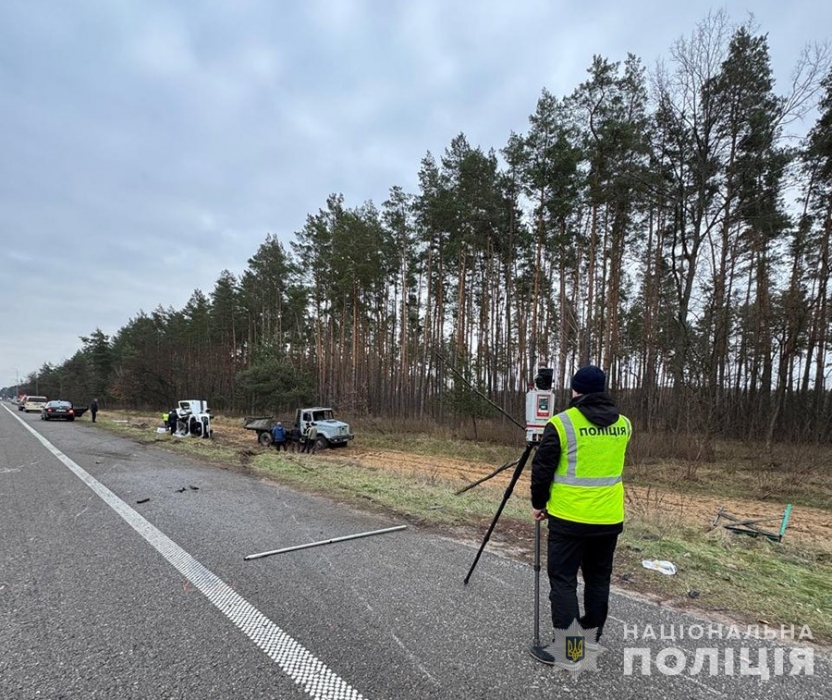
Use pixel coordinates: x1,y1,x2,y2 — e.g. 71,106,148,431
778,504,792,541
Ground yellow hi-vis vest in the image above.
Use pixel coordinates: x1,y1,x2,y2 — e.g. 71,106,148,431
546,407,631,525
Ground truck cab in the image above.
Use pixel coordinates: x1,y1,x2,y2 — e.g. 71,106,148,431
294,407,353,448
174,399,212,438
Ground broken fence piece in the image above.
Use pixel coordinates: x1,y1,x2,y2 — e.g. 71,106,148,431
711,503,792,542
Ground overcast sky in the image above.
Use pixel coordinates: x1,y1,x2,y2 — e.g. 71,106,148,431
1,1,829,390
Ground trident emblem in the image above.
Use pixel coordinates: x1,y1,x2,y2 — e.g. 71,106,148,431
566,636,585,662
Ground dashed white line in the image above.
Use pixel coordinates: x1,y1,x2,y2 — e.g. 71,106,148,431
389,631,441,687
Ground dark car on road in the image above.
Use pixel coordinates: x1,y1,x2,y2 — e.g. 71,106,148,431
41,400,76,421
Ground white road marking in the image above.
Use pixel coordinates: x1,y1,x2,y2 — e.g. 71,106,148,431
5,407,366,700
389,631,440,686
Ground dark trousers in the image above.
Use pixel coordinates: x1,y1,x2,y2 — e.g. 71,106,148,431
91,411,97,423
547,527,618,640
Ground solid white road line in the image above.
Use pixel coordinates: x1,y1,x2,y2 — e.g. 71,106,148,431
4,406,366,700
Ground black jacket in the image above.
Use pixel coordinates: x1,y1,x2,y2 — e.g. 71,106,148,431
530,392,625,534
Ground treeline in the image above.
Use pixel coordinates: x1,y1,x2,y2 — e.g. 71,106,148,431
9,12,832,445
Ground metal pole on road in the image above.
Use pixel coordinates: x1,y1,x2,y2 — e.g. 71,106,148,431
244,524,408,560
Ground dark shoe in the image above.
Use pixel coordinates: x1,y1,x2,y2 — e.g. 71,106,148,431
529,645,555,665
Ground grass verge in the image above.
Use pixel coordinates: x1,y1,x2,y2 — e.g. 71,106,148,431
250,451,528,526
251,452,832,643
94,412,832,643
617,523,831,642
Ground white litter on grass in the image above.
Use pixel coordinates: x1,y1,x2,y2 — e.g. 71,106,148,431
641,559,677,575
156,427,168,434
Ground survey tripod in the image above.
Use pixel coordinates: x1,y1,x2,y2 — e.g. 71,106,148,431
438,352,553,653
460,441,547,652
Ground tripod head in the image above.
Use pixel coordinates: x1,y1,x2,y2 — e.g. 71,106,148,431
454,364,556,655
525,367,556,442
534,367,554,390
457,366,562,582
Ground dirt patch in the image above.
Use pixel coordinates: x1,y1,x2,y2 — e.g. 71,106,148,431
624,485,832,551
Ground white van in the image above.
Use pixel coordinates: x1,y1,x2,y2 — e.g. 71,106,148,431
24,396,48,412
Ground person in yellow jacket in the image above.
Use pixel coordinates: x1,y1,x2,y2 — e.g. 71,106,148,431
302,422,318,454
529,365,631,666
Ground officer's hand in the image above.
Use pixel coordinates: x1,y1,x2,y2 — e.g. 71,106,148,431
532,508,548,521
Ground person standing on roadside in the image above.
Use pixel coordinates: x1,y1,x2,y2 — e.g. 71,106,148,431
90,398,99,423
271,421,288,451
529,365,632,667
303,422,318,453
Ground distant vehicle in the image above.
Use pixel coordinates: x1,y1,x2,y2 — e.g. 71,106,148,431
244,416,279,445
41,400,75,421
23,396,48,413
294,407,353,449
245,406,353,448
168,399,212,438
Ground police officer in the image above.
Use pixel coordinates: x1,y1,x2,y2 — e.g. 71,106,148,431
529,365,632,666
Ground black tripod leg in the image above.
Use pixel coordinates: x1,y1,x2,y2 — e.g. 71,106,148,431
464,442,534,585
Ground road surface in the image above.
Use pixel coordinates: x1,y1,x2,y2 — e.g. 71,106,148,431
0,404,828,699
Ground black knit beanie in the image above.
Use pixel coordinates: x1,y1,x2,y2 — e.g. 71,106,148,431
571,365,606,394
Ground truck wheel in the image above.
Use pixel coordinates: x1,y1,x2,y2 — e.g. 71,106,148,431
258,431,273,446
316,435,329,450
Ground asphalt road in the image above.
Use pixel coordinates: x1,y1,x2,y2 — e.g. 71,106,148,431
1,405,828,699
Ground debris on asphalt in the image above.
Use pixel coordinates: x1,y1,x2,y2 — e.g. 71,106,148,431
136,498,150,504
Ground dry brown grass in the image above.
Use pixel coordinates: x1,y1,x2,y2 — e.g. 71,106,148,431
625,432,832,510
